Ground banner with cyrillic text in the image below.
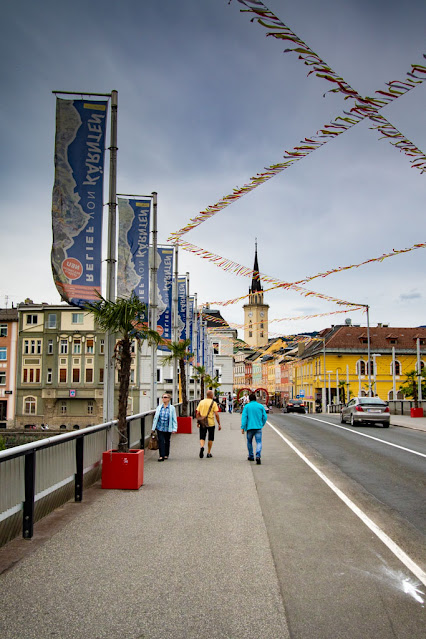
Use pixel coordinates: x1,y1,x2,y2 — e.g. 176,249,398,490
157,247,174,350
51,98,107,306
117,197,151,321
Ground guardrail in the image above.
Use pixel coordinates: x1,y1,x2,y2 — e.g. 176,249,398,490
0,400,197,548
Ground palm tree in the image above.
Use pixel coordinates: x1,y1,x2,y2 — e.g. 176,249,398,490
162,339,193,416
85,294,162,452
399,369,426,408
204,374,221,395
192,364,207,398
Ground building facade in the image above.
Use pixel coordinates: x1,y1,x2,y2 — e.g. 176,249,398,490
0,308,19,427
243,244,269,348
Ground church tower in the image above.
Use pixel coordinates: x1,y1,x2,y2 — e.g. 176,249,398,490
243,242,269,347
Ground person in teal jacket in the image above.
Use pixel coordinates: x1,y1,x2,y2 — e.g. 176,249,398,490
152,393,178,461
241,393,267,464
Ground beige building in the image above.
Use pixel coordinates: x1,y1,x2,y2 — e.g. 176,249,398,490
243,244,269,348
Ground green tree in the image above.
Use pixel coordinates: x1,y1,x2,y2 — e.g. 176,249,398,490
192,364,207,398
0,435,6,451
162,339,193,416
85,294,162,452
399,369,426,408
204,374,221,395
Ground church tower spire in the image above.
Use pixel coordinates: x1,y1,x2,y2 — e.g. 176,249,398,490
243,241,269,347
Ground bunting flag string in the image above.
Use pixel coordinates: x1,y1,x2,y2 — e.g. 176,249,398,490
203,306,363,332
180,238,426,307
235,0,426,168
168,4,425,244
169,55,425,243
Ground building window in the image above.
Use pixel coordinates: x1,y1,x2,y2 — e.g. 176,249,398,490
23,368,40,383
37,340,42,354
73,339,81,354
59,368,67,383
47,368,52,384
260,332,264,338
415,360,425,372
100,339,105,354
249,331,252,338
72,313,84,324
47,339,53,354
60,339,68,354
86,338,94,354
260,323,264,329
26,314,38,325
356,360,366,376
72,368,80,383
47,314,57,329
213,342,219,355
61,401,67,415
24,396,36,414
157,368,162,383
0,371,5,385
0,324,7,337
130,369,135,384
88,400,94,415
130,341,136,354
391,360,401,376
99,368,104,383
24,340,29,354
85,368,93,383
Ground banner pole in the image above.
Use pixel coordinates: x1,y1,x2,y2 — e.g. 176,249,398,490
150,192,158,409
103,89,118,424
193,293,198,400
172,246,179,404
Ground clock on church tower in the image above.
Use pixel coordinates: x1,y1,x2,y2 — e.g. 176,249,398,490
242,243,269,347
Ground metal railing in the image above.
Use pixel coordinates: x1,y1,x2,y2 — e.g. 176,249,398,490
0,400,197,548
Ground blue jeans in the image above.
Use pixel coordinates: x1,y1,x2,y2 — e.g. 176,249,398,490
246,429,262,458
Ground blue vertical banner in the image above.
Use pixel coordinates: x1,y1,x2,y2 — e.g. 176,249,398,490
196,312,201,365
156,247,174,350
117,197,151,319
51,98,108,306
188,296,194,354
177,276,187,341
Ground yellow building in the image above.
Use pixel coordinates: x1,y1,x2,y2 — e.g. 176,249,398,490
295,325,426,412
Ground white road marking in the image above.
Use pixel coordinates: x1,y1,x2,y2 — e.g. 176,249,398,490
304,415,426,459
267,420,426,589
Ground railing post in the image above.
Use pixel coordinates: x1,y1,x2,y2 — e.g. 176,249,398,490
75,436,84,502
140,416,145,449
127,421,131,451
23,451,36,539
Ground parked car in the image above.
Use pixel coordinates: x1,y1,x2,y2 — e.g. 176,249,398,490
283,399,306,414
340,397,390,427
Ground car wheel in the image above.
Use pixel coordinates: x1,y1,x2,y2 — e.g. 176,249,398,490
382,422,390,428
350,414,355,426
340,412,345,423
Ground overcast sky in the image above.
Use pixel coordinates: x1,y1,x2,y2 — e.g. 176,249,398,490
2,0,426,338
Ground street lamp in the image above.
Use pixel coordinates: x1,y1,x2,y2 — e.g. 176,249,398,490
327,371,333,411
337,301,371,396
371,353,381,397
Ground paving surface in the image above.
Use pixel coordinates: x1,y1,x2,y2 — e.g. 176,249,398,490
0,413,289,639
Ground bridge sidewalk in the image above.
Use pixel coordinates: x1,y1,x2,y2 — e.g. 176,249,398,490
0,413,289,639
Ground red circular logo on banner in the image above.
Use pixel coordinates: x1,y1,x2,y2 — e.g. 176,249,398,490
62,258,83,280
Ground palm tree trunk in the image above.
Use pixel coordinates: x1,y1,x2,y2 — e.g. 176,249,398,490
180,357,188,416
117,337,131,452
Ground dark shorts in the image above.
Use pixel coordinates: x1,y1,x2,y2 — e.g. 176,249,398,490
199,425,215,442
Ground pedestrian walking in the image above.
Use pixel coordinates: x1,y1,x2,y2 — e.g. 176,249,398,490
151,393,178,461
227,392,233,414
241,393,267,464
196,390,221,458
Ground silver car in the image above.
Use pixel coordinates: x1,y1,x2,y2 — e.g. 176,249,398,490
340,397,390,427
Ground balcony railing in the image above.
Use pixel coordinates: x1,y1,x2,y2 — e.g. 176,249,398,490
0,400,197,548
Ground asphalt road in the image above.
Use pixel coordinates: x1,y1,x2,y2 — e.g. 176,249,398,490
250,412,426,639
269,411,426,535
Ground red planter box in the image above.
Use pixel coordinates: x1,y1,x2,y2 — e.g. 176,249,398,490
177,416,192,434
102,449,144,490
410,407,424,418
